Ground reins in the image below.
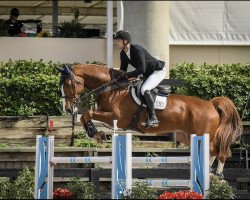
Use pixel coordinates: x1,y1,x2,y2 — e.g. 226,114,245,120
61,71,134,104
79,79,131,102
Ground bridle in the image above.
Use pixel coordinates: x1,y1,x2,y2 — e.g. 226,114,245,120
61,70,133,105
60,68,138,122
61,72,83,104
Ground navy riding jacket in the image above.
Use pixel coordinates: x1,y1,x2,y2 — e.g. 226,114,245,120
119,44,165,78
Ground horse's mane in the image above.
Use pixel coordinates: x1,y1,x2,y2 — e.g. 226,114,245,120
72,63,108,72
72,63,112,87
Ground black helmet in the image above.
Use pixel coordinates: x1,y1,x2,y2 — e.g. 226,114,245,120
113,30,132,43
10,8,19,17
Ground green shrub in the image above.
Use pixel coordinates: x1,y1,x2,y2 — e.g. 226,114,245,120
67,178,97,199
12,167,35,199
74,131,88,139
208,174,236,199
121,181,158,199
0,59,63,116
74,138,99,148
0,143,9,148
170,63,250,120
58,21,87,38
0,59,104,116
0,167,35,199
0,177,12,199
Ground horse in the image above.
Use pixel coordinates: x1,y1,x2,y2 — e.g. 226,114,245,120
56,63,243,178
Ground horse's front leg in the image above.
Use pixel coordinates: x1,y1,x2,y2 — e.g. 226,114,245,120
80,110,114,142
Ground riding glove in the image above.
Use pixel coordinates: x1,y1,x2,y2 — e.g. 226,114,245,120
117,70,128,79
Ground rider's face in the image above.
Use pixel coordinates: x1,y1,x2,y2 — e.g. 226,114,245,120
114,39,127,49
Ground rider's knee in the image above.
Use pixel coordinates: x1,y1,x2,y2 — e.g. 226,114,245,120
141,86,149,96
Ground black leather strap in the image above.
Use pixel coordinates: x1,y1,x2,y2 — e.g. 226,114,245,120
84,120,98,138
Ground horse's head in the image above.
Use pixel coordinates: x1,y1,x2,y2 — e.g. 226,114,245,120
56,64,84,114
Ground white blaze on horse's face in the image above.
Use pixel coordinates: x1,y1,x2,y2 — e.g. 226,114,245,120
63,77,84,114
63,78,75,114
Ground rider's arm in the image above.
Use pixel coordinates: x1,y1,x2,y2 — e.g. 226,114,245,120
134,47,146,74
126,70,140,78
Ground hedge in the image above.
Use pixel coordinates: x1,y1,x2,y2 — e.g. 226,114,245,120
0,60,249,121
0,59,63,116
170,62,250,121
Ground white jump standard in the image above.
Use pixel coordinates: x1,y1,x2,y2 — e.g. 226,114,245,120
34,120,209,199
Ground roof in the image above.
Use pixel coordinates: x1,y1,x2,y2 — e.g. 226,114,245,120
0,1,117,29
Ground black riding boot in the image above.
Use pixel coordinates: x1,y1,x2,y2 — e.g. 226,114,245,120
144,90,159,127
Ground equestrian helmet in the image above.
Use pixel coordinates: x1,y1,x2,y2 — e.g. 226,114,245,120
113,30,132,43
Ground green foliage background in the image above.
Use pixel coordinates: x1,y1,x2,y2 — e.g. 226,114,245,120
58,21,87,38
170,63,250,120
0,60,249,121
0,59,63,116
208,174,236,199
0,167,35,199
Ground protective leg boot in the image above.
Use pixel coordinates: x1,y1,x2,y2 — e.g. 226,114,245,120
144,90,159,127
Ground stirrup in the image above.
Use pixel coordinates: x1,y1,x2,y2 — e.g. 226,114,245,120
148,119,159,127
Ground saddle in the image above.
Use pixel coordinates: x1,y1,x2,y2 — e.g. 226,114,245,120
130,79,171,110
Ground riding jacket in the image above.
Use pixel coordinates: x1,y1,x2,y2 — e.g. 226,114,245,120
119,44,165,78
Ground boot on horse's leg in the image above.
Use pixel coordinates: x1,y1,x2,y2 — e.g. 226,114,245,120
144,90,159,127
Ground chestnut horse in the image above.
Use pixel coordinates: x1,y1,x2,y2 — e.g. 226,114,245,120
56,64,243,178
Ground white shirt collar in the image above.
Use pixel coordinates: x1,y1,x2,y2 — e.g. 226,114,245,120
125,45,131,59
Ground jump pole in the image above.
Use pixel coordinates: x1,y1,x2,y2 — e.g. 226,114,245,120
34,120,209,199
34,120,131,199
112,119,132,199
112,119,209,198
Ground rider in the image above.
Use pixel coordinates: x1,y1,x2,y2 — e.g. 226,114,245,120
113,30,166,127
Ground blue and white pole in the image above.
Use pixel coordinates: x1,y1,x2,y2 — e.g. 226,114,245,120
191,134,210,197
112,120,132,199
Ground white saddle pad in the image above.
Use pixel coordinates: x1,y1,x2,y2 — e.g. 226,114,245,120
131,87,167,110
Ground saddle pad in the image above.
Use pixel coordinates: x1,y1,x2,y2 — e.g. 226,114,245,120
131,87,167,110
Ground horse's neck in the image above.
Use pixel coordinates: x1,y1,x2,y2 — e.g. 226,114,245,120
98,86,130,106
81,65,111,89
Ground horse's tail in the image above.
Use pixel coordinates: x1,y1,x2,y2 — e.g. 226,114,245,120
211,97,243,161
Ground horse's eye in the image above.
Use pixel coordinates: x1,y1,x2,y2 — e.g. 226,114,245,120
64,82,71,86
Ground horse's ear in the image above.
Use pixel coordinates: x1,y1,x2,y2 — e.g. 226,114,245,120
55,66,64,73
63,64,71,75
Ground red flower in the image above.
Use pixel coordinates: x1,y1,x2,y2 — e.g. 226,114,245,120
53,188,72,199
158,190,203,199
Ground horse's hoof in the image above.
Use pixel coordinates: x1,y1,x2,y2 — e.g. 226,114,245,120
216,173,224,180
209,167,214,173
94,131,107,144
100,131,107,141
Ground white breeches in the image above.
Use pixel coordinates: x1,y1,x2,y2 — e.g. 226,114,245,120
141,68,166,95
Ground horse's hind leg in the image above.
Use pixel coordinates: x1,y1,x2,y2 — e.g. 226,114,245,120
176,132,190,146
209,156,216,173
216,158,225,179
